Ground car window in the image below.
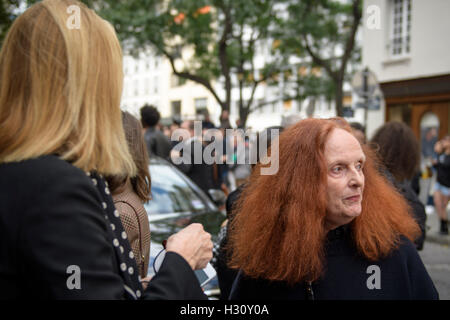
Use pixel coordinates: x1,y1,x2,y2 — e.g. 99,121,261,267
144,163,211,214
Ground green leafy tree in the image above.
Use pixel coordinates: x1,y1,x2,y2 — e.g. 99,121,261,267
100,0,284,126
0,0,22,47
275,0,362,116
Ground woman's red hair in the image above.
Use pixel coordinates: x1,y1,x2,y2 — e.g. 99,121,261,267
228,118,421,284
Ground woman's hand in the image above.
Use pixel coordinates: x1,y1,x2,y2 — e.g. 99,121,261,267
140,276,152,290
434,141,444,154
165,223,213,270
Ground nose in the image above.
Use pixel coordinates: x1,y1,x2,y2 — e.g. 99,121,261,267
348,166,364,189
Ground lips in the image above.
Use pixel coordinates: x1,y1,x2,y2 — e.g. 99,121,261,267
344,195,361,201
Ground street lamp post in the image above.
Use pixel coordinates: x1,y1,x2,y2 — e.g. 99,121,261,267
363,67,369,134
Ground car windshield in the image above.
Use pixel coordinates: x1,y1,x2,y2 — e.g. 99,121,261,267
144,160,216,215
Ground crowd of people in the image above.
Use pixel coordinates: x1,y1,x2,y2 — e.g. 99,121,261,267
0,0,446,300
139,104,255,198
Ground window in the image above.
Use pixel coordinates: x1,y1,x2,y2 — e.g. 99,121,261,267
390,0,411,56
195,98,208,117
194,98,207,109
171,100,181,117
154,77,158,94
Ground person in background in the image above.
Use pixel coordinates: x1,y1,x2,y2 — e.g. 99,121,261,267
201,109,216,130
220,110,233,129
0,0,212,299
235,119,245,129
169,118,182,148
228,118,437,300
162,125,172,140
432,135,450,235
213,126,283,300
370,122,427,250
140,104,172,160
228,130,252,188
421,127,438,206
106,111,152,284
350,122,366,144
172,120,220,198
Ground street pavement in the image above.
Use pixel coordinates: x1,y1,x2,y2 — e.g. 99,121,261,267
420,208,450,300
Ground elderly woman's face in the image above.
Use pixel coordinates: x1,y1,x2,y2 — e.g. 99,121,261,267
324,128,366,231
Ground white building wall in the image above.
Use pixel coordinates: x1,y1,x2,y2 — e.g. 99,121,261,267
361,0,450,138
363,0,450,83
121,52,166,119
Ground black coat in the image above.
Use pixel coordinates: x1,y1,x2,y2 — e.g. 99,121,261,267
144,127,172,160
383,170,427,250
397,180,427,250
434,153,450,188
0,155,205,299
229,226,438,300
214,184,245,300
174,139,222,195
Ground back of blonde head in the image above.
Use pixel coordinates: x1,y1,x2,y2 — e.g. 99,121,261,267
0,0,136,176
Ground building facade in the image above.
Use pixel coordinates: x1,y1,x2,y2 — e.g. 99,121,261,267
362,0,450,140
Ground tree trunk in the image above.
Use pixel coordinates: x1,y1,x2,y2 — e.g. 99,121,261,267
239,107,250,128
334,81,344,117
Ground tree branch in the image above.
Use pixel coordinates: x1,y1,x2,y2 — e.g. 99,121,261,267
217,3,233,111
162,47,225,109
302,35,339,82
339,0,362,77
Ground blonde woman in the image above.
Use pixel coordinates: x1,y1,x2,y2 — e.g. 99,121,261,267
0,0,212,299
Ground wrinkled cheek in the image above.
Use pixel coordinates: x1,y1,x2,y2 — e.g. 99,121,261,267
343,201,362,216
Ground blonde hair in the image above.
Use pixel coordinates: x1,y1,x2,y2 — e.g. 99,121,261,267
0,0,136,176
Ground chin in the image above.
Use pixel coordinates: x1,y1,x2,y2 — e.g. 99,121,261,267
346,204,362,217
344,210,361,219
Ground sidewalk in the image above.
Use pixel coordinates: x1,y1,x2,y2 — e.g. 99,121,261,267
424,206,450,246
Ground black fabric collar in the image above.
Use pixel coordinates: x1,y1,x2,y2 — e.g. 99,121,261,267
326,223,351,241
88,171,143,300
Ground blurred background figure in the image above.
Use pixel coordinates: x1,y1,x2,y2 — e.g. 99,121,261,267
220,110,233,129
106,111,152,283
228,130,252,188
432,135,450,235
168,117,182,148
422,128,439,164
235,118,244,129
370,122,427,250
213,125,283,300
140,104,172,160
201,109,216,130
172,120,224,199
162,125,171,140
350,122,366,144
420,127,439,207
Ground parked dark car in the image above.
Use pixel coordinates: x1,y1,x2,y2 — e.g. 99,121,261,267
144,157,225,298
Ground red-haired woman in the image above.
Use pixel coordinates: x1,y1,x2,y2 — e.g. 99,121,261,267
228,118,438,300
